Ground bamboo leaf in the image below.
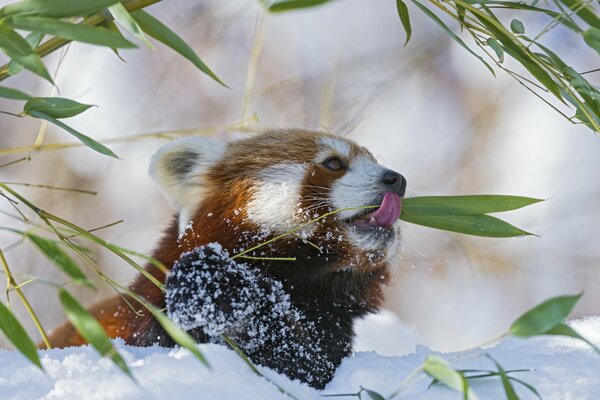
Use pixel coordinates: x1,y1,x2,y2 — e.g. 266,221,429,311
0,301,43,370
362,387,385,400
0,25,53,84
484,2,581,32
24,97,94,118
402,195,543,215
411,0,494,75
26,232,93,288
7,32,44,76
583,28,600,56
508,377,543,400
509,293,582,337
510,19,525,34
486,38,504,62
544,323,600,354
130,10,226,87
58,289,133,378
27,110,118,158
268,0,333,12
455,0,562,99
396,0,412,46
486,355,520,400
0,85,33,100
400,212,532,237
0,0,118,18
556,0,600,29
423,356,478,399
139,300,210,368
6,16,136,49
108,3,153,49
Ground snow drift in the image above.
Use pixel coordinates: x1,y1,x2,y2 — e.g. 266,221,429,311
1,314,599,400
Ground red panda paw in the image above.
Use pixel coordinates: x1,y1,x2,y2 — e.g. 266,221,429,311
165,243,287,337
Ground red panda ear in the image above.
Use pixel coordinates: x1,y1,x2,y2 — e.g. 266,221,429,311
149,137,227,234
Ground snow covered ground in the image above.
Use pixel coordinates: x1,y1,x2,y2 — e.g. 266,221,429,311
1,313,599,400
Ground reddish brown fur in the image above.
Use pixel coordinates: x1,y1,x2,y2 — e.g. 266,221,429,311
45,130,392,349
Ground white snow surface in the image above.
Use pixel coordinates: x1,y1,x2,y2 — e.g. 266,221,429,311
1,314,600,400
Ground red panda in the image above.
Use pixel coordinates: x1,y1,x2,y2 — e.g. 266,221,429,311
45,129,407,388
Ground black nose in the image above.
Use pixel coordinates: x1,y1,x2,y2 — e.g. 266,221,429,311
381,170,407,196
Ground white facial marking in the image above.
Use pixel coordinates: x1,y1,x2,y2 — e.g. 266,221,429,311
330,155,386,220
246,163,307,231
318,137,352,159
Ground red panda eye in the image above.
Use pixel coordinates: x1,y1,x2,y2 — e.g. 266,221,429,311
323,157,345,171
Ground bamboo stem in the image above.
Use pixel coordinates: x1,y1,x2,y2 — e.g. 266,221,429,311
0,248,52,349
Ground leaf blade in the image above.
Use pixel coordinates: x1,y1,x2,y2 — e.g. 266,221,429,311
400,212,532,237
0,25,53,83
1,0,118,18
0,85,33,100
0,301,43,370
268,0,333,12
27,110,118,158
396,0,412,46
423,355,478,399
130,10,226,87
402,195,543,215
6,16,136,49
24,97,94,118
26,232,93,288
108,3,153,48
58,289,133,378
509,293,582,337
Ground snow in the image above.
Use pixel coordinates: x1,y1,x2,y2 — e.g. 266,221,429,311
1,314,600,400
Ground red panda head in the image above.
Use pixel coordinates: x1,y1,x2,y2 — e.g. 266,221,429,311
150,130,406,274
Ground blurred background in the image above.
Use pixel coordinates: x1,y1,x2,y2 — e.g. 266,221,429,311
0,0,598,352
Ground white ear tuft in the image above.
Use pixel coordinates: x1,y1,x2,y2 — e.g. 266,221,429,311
149,137,227,235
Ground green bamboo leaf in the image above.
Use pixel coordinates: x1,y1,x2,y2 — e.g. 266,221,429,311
583,28,600,56
0,25,53,84
396,0,412,46
402,195,543,215
400,212,531,237
510,19,525,34
486,355,519,400
0,85,33,100
108,3,153,49
130,10,226,87
0,301,43,370
509,293,582,337
24,97,94,119
484,2,582,32
544,323,600,354
26,232,93,288
6,16,136,49
423,356,478,399
100,20,127,61
0,0,118,18
486,38,504,62
362,387,385,400
58,289,133,378
268,0,333,12
141,300,210,368
28,110,118,158
455,0,562,99
556,0,600,29
411,0,494,75
8,32,44,76
508,377,542,400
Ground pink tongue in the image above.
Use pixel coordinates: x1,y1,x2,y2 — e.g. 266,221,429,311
370,192,402,228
